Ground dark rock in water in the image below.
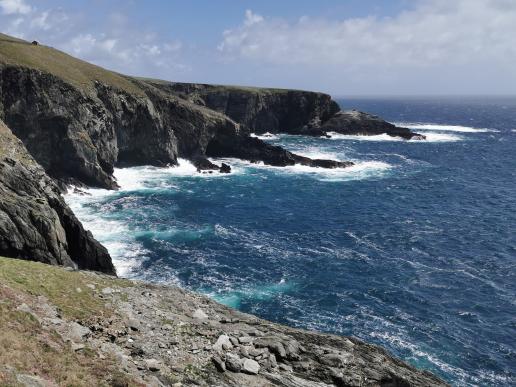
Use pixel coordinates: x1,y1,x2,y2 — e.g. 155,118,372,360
219,163,231,173
321,110,426,140
0,120,115,274
206,135,353,169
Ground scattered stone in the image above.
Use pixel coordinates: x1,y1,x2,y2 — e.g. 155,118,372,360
102,287,114,295
238,336,253,344
225,353,243,373
71,343,85,352
229,337,239,346
193,308,208,320
86,284,96,290
269,354,278,368
144,359,161,372
128,318,140,331
212,334,232,352
242,358,260,375
75,287,82,293
278,363,293,372
212,355,226,372
67,322,91,342
255,338,286,359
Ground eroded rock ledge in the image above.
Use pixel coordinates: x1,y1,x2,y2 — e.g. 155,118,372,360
0,121,115,274
146,81,425,140
0,257,447,387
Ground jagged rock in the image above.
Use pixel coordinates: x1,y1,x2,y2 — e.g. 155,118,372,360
0,121,115,274
219,163,231,173
321,110,425,140
212,355,226,372
225,353,243,373
212,334,232,352
144,359,161,372
255,337,287,359
242,358,260,375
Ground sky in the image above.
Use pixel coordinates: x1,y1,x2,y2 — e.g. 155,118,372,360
1,0,515,96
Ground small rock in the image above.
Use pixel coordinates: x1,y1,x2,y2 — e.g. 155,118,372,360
102,287,114,295
71,343,85,351
212,355,226,372
220,163,231,173
229,337,239,346
225,353,243,373
242,358,260,375
76,287,82,293
145,359,161,372
212,334,232,352
128,318,140,331
193,309,208,320
269,354,277,368
86,284,96,290
238,336,253,344
278,363,293,372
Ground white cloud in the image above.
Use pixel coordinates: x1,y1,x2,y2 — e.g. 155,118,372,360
0,0,31,15
219,0,516,69
0,1,190,78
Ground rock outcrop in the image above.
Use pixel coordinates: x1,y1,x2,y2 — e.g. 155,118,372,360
146,81,424,140
0,257,448,386
320,110,425,140
0,34,354,190
0,120,115,274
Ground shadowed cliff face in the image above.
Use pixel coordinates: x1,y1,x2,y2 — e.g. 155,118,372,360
0,65,247,189
144,81,341,134
0,120,115,274
147,81,425,140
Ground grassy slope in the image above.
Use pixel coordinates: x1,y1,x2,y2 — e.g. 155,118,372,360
0,256,137,386
0,33,143,96
0,33,299,98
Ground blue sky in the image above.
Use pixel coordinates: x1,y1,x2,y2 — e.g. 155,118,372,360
1,0,515,95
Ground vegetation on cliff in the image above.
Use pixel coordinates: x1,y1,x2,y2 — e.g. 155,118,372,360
0,257,446,387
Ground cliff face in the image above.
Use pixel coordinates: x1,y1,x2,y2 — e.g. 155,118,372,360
145,81,424,139
145,81,341,134
0,120,115,274
0,65,244,189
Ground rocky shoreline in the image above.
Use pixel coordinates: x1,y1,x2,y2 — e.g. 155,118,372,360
0,33,445,386
0,257,447,386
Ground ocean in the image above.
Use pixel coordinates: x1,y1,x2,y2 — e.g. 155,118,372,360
65,96,516,386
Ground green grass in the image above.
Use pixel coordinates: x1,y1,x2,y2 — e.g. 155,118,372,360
0,33,144,96
0,256,132,321
0,256,141,386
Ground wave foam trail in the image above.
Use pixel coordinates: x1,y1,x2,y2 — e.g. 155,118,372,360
250,132,280,140
327,131,462,143
394,122,498,133
64,191,148,277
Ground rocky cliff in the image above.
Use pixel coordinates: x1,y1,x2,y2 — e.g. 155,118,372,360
0,257,447,387
144,81,424,139
0,33,353,190
0,120,115,274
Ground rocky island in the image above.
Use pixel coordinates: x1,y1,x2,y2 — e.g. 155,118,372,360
0,33,444,386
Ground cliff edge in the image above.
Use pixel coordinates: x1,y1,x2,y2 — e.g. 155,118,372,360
0,120,115,274
0,257,447,387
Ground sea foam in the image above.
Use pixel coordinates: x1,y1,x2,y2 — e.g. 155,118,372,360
394,122,498,133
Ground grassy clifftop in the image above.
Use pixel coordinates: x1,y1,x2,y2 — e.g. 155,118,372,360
0,33,143,96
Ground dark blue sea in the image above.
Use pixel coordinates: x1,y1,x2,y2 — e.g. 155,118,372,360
66,97,516,386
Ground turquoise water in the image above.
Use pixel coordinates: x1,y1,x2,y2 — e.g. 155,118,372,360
66,97,516,386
